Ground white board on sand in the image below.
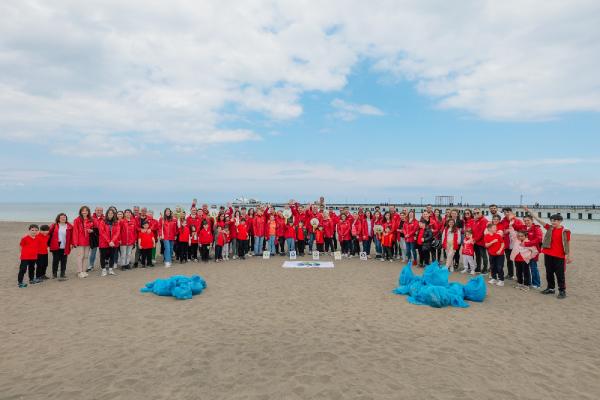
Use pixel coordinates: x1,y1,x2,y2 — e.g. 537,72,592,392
282,261,334,269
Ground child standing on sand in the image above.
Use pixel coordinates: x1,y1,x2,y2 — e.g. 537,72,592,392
215,226,225,262
18,224,40,287
138,221,155,268
461,229,476,275
509,228,539,291
36,225,50,280
381,226,394,262
485,223,505,286
442,219,461,271
222,226,230,261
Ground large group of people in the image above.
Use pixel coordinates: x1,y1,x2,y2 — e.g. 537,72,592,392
17,199,572,299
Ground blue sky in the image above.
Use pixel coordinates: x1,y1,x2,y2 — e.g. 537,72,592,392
1,1,600,205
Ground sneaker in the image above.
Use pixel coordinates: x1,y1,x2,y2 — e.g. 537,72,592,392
469,270,475,275
78,272,85,278
531,285,540,290
496,280,505,287
389,259,393,263
557,291,567,299
30,279,40,285
86,266,94,272
380,258,385,262
513,283,522,289
18,282,28,288
449,266,454,272
58,276,67,281
520,286,530,292
101,269,108,277
83,272,89,278
460,268,468,274
488,278,497,285
165,262,172,268
541,288,555,295
108,268,116,275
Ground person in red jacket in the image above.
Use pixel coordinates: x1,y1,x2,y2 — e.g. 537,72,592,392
119,209,138,270
215,225,225,262
284,219,296,254
177,219,191,264
35,224,50,280
461,229,476,274
198,220,214,262
18,224,39,287
237,218,249,259
296,221,307,256
523,214,543,288
337,214,352,257
137,221,156,267
322,213,335,255
98,209,120,276
471,208,489,274
315,225,325,253
72,205,95,278
48,213,73,281
146,210,159,265
87,206,104,272
381,226,394,262
403,210,419,263
189,225,199,262
485,223,505,286
442,219,461,271
497,207,525,280
159,208,178,267
246,208,255,255
252,210,266,256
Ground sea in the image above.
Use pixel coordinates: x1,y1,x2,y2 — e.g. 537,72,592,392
1,202,599,235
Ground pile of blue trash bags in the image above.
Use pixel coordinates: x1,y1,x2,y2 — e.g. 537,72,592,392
140,275,207,300
392,262,486,308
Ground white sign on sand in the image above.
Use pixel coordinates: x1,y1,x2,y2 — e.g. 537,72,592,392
359,252,367,261
334,251,342,260
312,251,320,260
282,261,335,269
289,251,297,260
263,251,271,259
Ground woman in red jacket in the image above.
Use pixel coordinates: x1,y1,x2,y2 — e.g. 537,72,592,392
403,210,419,263
442,218,461,271
198,219,214,262
372,211,384,259
252,209,266,256
337,214,352,257
98,209,120,276
49,213,73,280
246,208,255,255
72,206,95,278
119,209,137,270
361,210,374,257
159,208,178,267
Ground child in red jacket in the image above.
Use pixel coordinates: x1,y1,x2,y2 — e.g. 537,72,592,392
36,224,50,280
461,229,476,275
381,227,394,262
18,224,40,287
189,225,199,262
199,220,214,263
315,225,325,253
177,220,191,264
222,226,230,261
215,226,225,262
485,223,506,286
138,221,156,268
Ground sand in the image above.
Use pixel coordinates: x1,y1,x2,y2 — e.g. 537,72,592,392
1,221,600,400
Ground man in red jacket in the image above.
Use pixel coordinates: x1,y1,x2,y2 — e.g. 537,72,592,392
497,207,525,280
523,214,543,288
471,208,489,274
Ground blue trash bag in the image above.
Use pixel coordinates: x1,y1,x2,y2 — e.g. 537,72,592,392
399,262,415,286
463,275,487,302
448,282,465,298
190,275,206,295
422,263,449,287
140,278,174,296
171,281,193,300
140,275,206,300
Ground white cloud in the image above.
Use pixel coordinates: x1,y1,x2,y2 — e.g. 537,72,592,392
330,98,384,121
0,0,599,155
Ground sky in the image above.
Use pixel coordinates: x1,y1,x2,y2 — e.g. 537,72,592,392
1,0,600,205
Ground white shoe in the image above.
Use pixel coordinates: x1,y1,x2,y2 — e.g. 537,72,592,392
78,272,84,278
101,269,108,277
165,262,172,268
469,270,475,275
460,268,467,274
108,268,116,275
449,266,454,272
380,258,385,262
496,280,504,287
488,278,497,285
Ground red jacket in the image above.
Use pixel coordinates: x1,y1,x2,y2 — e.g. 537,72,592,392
20,235,38,260
199,227,214,245
442,228,460,251
72,216,95,247
337,220,351,241
285,225,296,239
159,218,178,241
48,223,73,255
471,217,489,246
276,218,286,237
246,216,254,235
315,229,324,244
403,219,419,243
523,223,543,261
119,218,138,246
497,217,525,248
98,220,120,248
216,231,225,246
359,217,373,240
237,223,249,240
253,215,266,237
186,215,203,232
178,226,190,243
322,219,335,238
382,232,394,247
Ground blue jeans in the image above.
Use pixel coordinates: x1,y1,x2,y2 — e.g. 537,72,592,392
269,235,276,254
374,237,382,255
362,238,372,255
530,260,541,287
163,240,174,263
286,238,295,253
254,236,264,255
89,247,98,268
308,232,315,251
405,242,417,262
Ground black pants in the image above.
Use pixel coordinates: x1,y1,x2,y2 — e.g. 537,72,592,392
515,260,531,286
341,240,351,255
453,244,461,265
177,242,189,262
324,237,334,253
544,255,566,291
36,254,48,278
504,248,514,278
100,247,118,269
384,246,393,260
418,245,430,266
51,249,68,278
316,243,324,252
18,260,36,284
333,232,338,251
278,237,285,255
474,244,489,273
238,239,248,258
352,237,360,255
489,254,505,281
249,235,254,253
201,244,210,262
215,245,223,260
140,248,153,267
297,240,305,256
189,244,198,260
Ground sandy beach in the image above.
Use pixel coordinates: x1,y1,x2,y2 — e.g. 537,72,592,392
1,221,599,400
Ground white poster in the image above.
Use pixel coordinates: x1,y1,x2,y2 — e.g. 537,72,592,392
334,251,342,260
289,251,297,260
282,261,335,269
263,251,271,259
359,252,368,261
312,250,320,260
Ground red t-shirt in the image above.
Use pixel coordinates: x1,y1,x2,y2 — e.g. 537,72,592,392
297,227,305,240
179,226,190,243
36,233,49,255
315,230,324,244
216,232,225,246
20,235,38,260
542,224,570,259
485,233,503,255
462,239,475,256
138,231,155,249
237,224,248,240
